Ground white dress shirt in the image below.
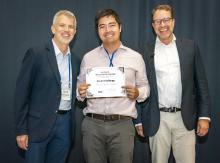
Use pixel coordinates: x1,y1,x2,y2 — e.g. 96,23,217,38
154,35,182,108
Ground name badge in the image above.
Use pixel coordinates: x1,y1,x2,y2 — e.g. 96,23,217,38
61,88,71,101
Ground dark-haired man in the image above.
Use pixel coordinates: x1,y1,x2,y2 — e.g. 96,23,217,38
77,9,150,163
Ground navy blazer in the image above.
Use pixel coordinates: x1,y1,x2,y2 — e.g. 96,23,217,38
135,38,211,137
14,41,79,141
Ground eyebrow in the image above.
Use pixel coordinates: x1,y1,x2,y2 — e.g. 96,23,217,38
98,21,117,26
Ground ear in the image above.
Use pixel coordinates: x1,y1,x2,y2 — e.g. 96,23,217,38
73,29,77,35
171,18,175,29
172,18,175,25
51,25,55,34
152,22,155,29
119,25,122,32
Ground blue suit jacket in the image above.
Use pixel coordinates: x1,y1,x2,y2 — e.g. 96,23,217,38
14,41,79,141
135,38,211,137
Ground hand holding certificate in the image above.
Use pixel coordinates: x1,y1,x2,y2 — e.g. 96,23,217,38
86,67,126,98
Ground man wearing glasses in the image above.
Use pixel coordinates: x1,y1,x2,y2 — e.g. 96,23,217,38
135,4,211,163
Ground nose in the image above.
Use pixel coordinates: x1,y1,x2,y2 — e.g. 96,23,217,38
64,25,69,31
63,25,73,31
105,25,111,31
160,20,166,26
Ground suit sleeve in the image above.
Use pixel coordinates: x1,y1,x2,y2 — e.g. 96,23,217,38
194,43,211,118
133,102,143,125
76,56,87,102
14,48,37,136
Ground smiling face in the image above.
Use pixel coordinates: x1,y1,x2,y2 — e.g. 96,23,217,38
152,9,175,44
51,14,76,48
97,15,121,46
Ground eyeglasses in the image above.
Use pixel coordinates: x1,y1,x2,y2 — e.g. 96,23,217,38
153,17,173,25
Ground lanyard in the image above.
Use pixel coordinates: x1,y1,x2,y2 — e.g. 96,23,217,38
68,54,71,88
104,48,117,67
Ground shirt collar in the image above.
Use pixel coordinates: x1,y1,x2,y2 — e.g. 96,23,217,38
52,39,70,57
156,34,176,46
100,42,127,51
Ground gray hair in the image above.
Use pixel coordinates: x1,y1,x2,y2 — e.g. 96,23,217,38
53,10,77,29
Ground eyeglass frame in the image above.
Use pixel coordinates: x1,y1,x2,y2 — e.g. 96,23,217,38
152,17,173,25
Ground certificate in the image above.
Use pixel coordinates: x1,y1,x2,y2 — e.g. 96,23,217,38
86,67,126,98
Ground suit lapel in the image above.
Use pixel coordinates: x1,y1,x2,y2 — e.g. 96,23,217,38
146,43,158,98
175,39,185,90
45,42,61,86
70,52,77,86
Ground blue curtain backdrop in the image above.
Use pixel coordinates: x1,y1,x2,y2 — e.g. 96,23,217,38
0,0,219,163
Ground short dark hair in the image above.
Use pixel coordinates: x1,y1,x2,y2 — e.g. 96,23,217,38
152,4,174,21
95,9,121,29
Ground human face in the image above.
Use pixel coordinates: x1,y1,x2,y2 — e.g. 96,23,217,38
97,15,121,46
152,10,175,44
51,14,76,47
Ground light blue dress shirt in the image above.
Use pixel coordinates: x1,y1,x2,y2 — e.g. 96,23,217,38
52,39,72,110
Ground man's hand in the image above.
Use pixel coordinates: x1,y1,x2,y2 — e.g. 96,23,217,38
16,135,28,150
78,84,90,98
123,86,139,100
135,125,145,137
197,119,210,137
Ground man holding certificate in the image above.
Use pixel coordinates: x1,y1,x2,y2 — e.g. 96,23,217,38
77,9,150,163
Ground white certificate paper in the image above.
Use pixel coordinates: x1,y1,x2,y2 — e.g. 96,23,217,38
86,67,126,98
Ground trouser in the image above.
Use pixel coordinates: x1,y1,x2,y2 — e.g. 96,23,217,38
25,112,72,163
149,111,195,163
82,116,135,163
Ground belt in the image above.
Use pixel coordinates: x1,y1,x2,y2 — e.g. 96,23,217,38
159,107,181,113
86,113,131,121
55,110,71,115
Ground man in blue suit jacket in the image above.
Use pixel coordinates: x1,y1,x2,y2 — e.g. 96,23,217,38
135,4,211,163
14,10,79,163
